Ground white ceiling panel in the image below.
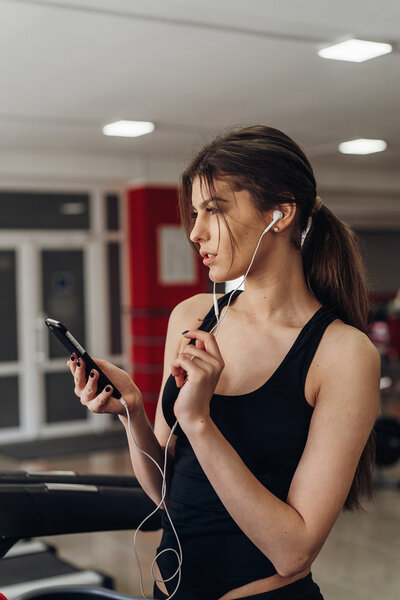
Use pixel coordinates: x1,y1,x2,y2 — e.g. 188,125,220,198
0,0,398,213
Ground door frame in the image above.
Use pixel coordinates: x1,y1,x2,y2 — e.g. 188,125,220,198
0,185,126,442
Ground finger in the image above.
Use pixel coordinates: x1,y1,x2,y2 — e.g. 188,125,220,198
182,330,223,362
171,350,198,387
171,353,206,382
68,353,78,375
195,338,206,351
89,357,114,380
86,384,114,413
171,357,188,380
173,353,211,383
74,356,87,393
171,362,186,388
176,344,220,369
80,369,100,404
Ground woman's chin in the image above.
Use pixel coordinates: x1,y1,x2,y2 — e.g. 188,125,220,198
208,270,238,284
207,270,225,284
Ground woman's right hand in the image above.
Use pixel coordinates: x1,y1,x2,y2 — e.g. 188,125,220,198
67,354,143,417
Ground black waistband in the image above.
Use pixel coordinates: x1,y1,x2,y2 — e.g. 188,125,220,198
153,572,324,600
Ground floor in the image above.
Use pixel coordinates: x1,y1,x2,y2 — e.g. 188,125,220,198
1,444,399,600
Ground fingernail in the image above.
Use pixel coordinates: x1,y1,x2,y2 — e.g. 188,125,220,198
70,354,75,361
77,360,81,367
105,385,111,392
182,330,189,335
89,370,94,378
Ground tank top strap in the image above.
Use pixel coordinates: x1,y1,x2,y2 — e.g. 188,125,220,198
198,289,243,333
290,305,339,393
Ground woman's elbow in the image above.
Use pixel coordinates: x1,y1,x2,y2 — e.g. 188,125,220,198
275,552,312,579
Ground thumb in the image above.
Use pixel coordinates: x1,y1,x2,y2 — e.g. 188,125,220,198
92,357,107,367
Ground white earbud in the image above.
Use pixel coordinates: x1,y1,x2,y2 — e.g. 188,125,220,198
261,210,283,236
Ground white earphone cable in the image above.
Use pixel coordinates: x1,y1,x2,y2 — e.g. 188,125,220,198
119,397,182,599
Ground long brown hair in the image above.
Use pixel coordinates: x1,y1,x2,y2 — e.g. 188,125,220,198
178,125,376,511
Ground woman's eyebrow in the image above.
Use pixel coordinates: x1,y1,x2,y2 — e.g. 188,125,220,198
191,196,229,209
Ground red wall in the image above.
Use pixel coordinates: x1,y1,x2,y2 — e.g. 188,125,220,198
126,186,207,422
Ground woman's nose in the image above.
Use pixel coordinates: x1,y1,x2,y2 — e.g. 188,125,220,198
190,216,208,244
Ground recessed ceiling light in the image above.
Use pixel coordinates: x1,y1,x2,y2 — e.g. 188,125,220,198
102,120,155,137
318,39,392,62
339,139,387,155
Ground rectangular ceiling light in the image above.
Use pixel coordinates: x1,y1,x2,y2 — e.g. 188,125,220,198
318,39,392,62
339,139,387,155
102,120,155,137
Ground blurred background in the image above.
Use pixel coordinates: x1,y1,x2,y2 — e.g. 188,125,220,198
0,1,399,599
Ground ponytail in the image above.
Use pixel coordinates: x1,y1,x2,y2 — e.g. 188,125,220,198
302,204,375,511
302,204,370,333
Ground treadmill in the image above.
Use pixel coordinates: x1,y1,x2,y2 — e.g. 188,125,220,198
0,470,162,600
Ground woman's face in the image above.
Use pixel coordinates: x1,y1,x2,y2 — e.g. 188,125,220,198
189,176,273,282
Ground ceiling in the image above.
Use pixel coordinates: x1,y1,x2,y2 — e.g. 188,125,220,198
0,0,399,226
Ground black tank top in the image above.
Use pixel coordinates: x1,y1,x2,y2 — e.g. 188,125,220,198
157,291,337,600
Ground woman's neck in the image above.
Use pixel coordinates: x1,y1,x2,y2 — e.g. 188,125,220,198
230,252,321,327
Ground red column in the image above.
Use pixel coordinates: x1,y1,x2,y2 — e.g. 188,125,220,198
126,186,207,422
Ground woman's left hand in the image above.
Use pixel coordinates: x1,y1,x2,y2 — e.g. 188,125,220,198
171,330,225,429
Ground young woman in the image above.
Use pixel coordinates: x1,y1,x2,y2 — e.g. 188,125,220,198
68,126,380,600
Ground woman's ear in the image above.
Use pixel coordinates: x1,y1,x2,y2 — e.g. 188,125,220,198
273,203,297,230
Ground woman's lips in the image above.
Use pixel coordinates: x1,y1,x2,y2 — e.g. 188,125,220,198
202,254,217,265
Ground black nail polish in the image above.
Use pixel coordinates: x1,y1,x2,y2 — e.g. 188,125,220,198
182,330,189,335
89,370,94,378
70,354,75,361
105,385,111,392
76,360,81,367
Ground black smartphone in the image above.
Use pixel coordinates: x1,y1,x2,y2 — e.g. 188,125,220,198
45,318,122,399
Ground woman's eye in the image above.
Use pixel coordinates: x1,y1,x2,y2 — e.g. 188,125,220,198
190,207,218,219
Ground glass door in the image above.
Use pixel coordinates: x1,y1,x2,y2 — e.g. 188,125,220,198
39,246,89,429
37,234,113,438
0,232,113,442
0,189,125,443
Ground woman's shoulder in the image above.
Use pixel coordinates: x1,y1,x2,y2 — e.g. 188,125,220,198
319,316,380,368
311,317,380,421
175,292,222,311
170,292,224,328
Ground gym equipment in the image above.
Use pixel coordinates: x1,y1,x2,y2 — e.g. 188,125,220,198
0,470,162,600
1,540,113,599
